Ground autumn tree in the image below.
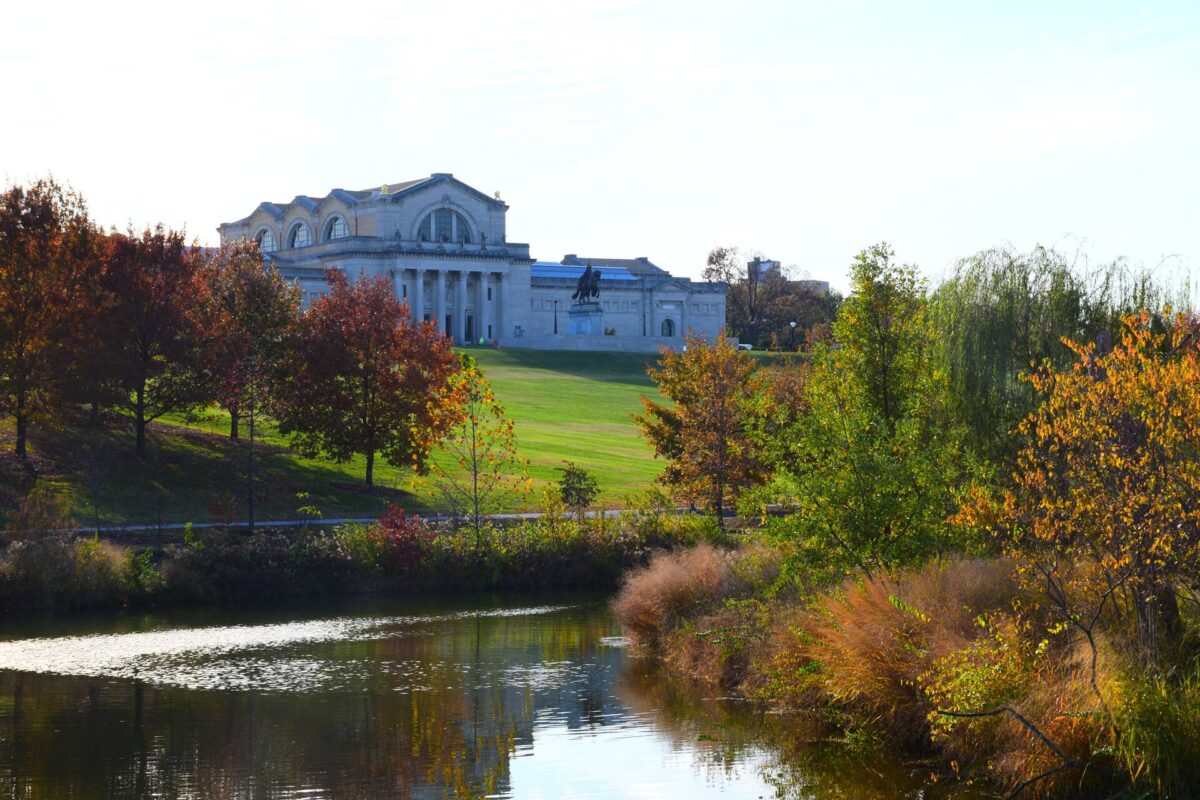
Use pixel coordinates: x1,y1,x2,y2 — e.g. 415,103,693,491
958,311,1200,666
635,333,765,526
275,269,459,487
200,239,300,440
703,245,840,349
100,226,209,457
0,179,97,456
428,357,529,541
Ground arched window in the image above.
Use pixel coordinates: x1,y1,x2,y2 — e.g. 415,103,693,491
661,318,675,337
287,222,312,248
255,228,276,253
324,216,349,241
417,208,472,243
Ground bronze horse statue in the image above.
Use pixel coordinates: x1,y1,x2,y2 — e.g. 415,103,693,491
571,264,602,303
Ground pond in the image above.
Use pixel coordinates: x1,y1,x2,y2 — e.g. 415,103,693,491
0,597,985,799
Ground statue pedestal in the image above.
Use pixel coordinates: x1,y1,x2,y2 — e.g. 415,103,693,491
568,302,603,336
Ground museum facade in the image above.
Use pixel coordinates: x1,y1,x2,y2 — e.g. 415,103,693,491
217,174,726,351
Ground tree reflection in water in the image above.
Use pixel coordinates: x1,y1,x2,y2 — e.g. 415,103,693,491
0,600,988,799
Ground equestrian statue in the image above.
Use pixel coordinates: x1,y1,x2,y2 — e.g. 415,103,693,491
571,263,602,303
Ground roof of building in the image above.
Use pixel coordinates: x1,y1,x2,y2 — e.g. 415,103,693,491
222,174,505,230
560,254,669,277
344,177,428,199
531,261,637,281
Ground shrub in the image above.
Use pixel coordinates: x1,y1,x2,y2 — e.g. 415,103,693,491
164,529,357,604
376,506,434,578
333,523,386,574
1116,664,1200,797
3,485,73,539
0,534,131,612
613,544,733,650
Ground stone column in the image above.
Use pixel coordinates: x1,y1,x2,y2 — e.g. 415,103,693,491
455,270,468,343
479,273,491,342
412,269,425,325
647,287,656,338
681,293,689,339
491,273,502,341
392,270,405,308
434,270,447,334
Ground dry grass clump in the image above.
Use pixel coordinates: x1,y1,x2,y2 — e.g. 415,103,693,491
613,543,733,650
803,558,1020,747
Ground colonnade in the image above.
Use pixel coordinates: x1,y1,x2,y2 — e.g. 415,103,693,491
394,267,501,344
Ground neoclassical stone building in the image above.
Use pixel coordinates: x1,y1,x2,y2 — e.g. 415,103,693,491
218,174,725,351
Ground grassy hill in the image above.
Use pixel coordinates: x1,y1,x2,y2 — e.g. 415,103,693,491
0,348,665,527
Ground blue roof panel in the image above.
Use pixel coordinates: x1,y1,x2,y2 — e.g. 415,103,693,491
531,261,637,281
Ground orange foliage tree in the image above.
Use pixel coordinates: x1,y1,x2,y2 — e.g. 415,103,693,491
274,269,460,487
959,311,1200,664
635,333,765,526
427,356,529,542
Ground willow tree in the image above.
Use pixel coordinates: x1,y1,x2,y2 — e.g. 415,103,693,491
932,246,1187,459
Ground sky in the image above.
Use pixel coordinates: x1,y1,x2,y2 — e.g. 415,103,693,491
2,0,1197,292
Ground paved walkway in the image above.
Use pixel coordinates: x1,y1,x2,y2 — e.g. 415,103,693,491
73,507,642,535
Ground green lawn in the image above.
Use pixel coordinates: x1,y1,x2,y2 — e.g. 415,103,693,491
0,348,666,527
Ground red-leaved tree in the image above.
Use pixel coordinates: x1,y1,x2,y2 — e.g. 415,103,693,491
199,239,300,440
100,226,209,457
274,269,461,486
0,179,98,456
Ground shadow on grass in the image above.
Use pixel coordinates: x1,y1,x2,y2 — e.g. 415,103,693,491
2,415,417,528
473,348,659,385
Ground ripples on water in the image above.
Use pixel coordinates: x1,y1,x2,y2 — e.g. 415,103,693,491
0,606,572,692
0,599,983,799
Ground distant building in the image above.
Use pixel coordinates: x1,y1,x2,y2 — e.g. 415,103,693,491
747,256,829,295
747,256,782,281
218,174,725,352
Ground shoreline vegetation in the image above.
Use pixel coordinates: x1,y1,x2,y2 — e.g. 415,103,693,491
608,245,1199,798
0,499,725,615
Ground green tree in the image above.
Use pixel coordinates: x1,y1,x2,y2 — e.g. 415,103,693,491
933,246,1187,459
558,462,599,521
762,244,978,574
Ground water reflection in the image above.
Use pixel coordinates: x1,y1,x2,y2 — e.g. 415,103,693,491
0,599,985,799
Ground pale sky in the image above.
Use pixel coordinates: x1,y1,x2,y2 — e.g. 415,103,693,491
2,0,1197,292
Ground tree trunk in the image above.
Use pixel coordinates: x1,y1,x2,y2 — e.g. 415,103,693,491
229,408,240,441
135,384,147,459
14,394,26,458
1157,584,1183,648
365,449,374,487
